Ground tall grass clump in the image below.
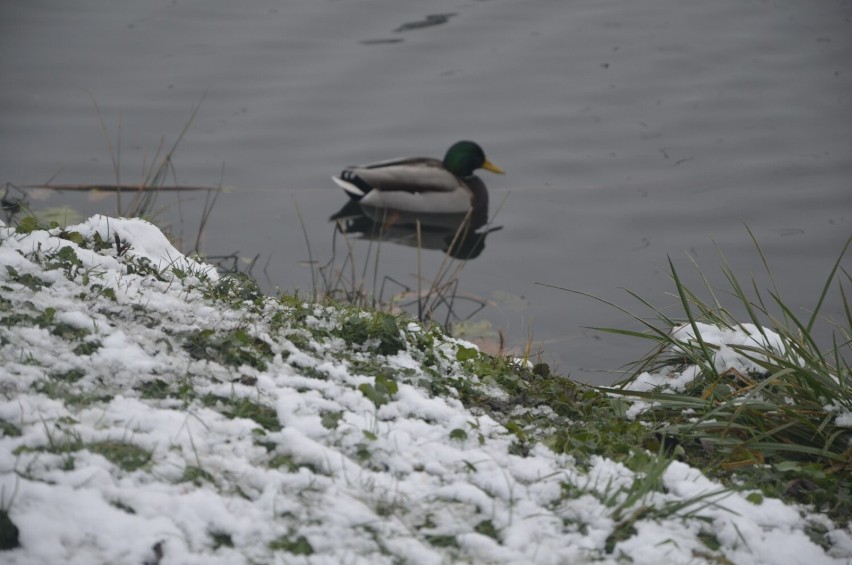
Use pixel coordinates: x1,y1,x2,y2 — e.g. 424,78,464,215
90,97,222,255
11,98,221,257
302,210,493,328
546,232,851,525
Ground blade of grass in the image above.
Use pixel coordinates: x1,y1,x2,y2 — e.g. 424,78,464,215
668,256,718,377
806,234,852,334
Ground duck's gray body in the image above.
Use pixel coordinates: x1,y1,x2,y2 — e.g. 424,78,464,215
331,141,502,219
332,156,478,215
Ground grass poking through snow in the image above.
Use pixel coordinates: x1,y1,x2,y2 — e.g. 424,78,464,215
543,232,852,526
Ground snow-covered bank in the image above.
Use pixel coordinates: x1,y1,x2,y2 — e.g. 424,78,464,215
0,215,850,564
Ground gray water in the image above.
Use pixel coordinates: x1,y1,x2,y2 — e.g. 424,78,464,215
2,0,850,384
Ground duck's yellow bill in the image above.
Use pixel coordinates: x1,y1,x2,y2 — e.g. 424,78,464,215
482,159,505,174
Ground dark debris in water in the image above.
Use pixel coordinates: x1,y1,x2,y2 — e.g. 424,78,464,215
394,13,456,33
362,13,456,43
359,38,406,45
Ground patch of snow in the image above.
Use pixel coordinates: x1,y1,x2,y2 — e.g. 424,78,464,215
0,217,848,564
65,215,218,281
671,322,790,375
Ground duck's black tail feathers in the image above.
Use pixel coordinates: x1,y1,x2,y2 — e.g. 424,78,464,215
331,170,372,200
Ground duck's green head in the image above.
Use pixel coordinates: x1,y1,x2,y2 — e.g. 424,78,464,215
443,140,505,178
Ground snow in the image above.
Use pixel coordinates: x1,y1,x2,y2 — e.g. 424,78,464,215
672,322,795,373
627,322,794,396
619,320,852,424
0,215,849,564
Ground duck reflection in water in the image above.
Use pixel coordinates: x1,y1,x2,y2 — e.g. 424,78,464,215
329,141,504,260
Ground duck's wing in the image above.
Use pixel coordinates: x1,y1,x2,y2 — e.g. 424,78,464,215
332,157,463,199
358,156,443,171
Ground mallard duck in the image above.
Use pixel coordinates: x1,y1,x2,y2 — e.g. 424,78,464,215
331,140,504,215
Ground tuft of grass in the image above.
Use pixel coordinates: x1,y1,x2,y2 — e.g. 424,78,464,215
358,372,399,407
0,421,22,438
52,369,86,383
320,410,343,430
183,327,274,371
136,378,172,400
90,94,210,223
202,394,281,432
474,519,499,540
424,534,459,548
7,100,223,267
88,440,153,472
543,233,852,525
268,534,313,555
336,311,405,355
180,465,215,486
12,428,158,478
308,202,503,330
210,531,233,549
4,265,50,291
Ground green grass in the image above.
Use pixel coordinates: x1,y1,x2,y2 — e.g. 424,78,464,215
543,232,852,525
183,327,274,371
336,310,405,355
201,393,282,432
268,534,313,555
180,465,216,486
88,441,153,472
